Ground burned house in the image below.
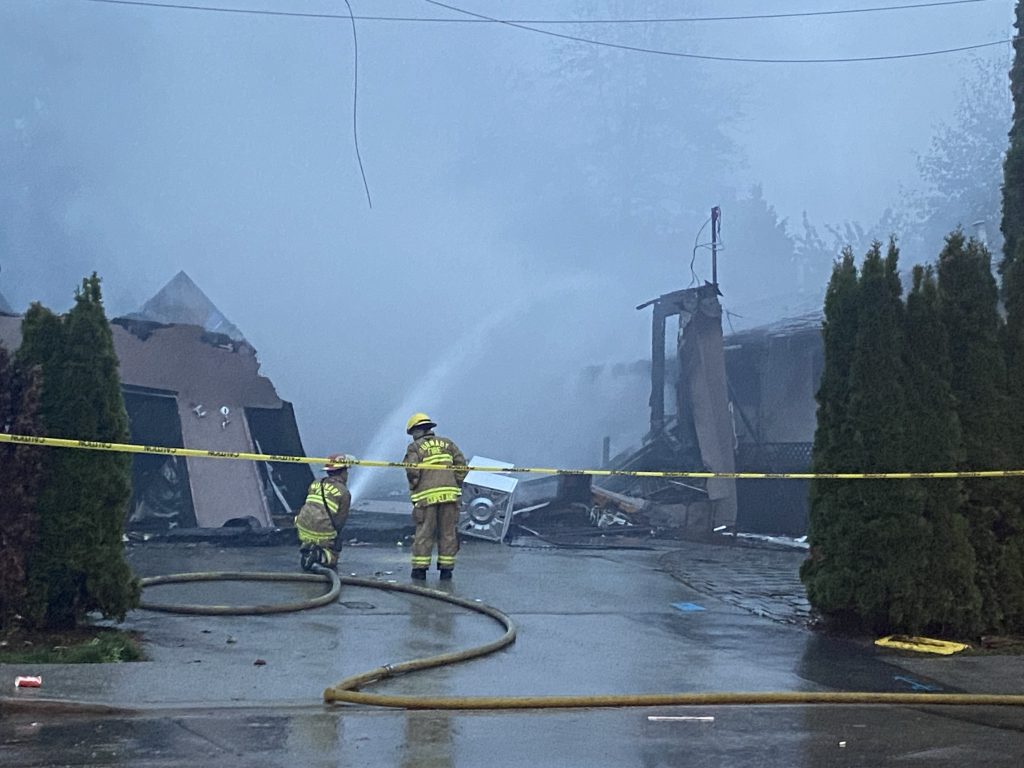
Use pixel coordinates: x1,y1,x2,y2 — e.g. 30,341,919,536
456,281,804,545
0,272,312,531
598,283,739,533
724,311,823,536
456,281,751,545
592,286,824,538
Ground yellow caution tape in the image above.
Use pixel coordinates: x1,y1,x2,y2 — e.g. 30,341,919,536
2,431,1024,480
875,635,969,655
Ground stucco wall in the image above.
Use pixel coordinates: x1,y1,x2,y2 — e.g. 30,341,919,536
0,316,289,527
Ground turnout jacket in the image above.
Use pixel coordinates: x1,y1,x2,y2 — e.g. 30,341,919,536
294,475,351,542
404,432,467,507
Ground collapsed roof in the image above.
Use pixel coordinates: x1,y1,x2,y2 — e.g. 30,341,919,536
0,273,312,531
125,271,245,341
602,284,737,531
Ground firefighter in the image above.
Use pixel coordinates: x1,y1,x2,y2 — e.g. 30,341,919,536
294,454,353,571
404,413,467,581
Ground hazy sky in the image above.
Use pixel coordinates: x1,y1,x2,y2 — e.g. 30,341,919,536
0,0,1015,476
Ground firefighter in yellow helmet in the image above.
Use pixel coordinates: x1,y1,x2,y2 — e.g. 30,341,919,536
294,454,353,571
403,413,467,581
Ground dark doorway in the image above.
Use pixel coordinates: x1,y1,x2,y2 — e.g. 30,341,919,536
246,403,315,519
123,387,197,530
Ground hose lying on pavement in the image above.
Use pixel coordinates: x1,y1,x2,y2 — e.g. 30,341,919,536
326,689,1024,709
323,577,517,705
139,570,342,615
320,582,1024,710
138,570,1024,711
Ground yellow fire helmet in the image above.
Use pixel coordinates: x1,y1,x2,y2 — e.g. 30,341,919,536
406,412,437,434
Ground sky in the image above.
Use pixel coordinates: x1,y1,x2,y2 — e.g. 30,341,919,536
0,0,1016,485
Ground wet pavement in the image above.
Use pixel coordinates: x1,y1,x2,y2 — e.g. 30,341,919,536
2,540,1023,766
658,540,811,625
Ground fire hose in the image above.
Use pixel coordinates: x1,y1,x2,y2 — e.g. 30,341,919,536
134,569,1024,711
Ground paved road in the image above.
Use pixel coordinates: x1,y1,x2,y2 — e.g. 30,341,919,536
657,540,810,625
2,541,1022,766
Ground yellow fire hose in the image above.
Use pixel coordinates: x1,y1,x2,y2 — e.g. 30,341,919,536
139,570,343,615
139,570,1024,711
327,690,1024,709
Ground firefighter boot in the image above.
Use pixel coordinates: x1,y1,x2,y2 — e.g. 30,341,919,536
299,545,321,572
439,569,453,581
411,568,427,581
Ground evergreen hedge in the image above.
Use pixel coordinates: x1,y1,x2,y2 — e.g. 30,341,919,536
1001,2,1024,269
802,238,1015,636
0,346,45,626
18,275,138,629
938,233,1024,632
802,249,861,622
904,265,980,635
1001,0,1024,634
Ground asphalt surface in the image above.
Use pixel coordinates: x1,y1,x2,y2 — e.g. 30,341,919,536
2,539,1023,767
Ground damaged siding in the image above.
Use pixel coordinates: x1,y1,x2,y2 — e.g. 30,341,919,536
112,322,287,529
0,315,312,530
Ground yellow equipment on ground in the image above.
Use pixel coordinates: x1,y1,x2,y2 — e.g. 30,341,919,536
874,635,969,655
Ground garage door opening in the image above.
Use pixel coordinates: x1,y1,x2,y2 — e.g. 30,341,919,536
124,387,197,530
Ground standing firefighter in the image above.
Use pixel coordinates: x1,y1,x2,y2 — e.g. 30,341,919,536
404,413,467,581
294,454,353,571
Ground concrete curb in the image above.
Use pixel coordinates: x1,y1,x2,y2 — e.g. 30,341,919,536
0,696,137,716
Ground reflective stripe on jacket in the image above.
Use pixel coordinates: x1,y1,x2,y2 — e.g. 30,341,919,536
295,523,337,545
405,433,466,507
294,476,351,536
305,479,347,516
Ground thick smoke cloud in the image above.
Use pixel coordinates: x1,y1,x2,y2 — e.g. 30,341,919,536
0,0,1013,484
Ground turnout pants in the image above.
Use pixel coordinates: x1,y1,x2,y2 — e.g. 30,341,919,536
411,502,460,571
295,504,348,569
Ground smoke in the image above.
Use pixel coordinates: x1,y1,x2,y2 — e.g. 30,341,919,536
348,272,602,502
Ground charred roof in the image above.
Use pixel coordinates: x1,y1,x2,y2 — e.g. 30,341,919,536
123,271,244,342
0,289,15,317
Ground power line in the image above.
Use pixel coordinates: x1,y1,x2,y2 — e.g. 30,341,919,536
72,0,1014,64
75,0,998,25
421,0,1014,64
342,0,371,208
83,0,376,204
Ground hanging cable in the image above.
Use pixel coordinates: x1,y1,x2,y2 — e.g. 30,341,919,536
75,0,1013,64
342,0,372,208
77,0,998,25
690,216,712,286
420,0,1015,64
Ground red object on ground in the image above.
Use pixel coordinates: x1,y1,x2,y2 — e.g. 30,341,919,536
14,676,42,688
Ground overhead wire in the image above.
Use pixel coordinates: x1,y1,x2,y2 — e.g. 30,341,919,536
73,0,1014,64
420,0,1016,64
74,0,373,206
76,0,998,25
724,309,742,335
690,216,712,287
690,243,721,287
342,0,372,208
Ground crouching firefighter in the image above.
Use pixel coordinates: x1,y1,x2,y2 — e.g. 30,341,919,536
294,454,353,571
404,413,467,581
